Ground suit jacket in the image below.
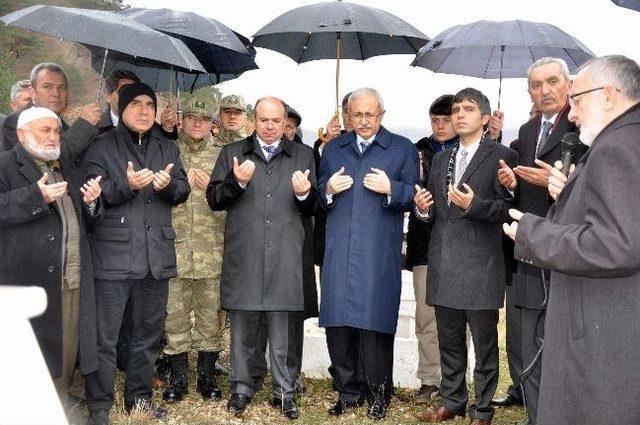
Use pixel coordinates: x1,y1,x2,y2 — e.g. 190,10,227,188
207,135,317,311
511,105,579,309
83,124,190,281
425,138,517,310
514,102,640,425
0,142,103,377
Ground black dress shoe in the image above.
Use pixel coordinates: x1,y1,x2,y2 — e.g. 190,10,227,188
227,393,252,417
328,397,364,416
367,397,389,420
490,394,523,407
271,397,300,420
124,399,168,419
87,409,109,425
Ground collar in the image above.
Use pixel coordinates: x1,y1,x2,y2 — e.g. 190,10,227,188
541,112,558,126
458,138,481,155
257,136,280,151
338,126,392,149
428,134,459,152
242,133,294,157
110,109,119,127
356,132,377,145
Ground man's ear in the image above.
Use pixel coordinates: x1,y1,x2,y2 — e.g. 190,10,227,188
482,114,491,126
16,128,26,143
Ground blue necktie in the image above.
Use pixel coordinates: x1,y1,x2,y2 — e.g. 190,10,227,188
360,141,371,154
263,145,276,161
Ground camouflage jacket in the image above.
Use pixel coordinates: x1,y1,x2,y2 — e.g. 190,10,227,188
173,130,243,279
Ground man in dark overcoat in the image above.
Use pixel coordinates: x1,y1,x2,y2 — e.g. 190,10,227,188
0,107,103,406
504,55,640,425
415,88,517,425
207,97,316,420
82,82,190,425
318,87,419,420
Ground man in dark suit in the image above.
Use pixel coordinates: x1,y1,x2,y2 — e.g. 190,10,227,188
494,57,580,424
0,107,103,407
415,88,517,425
82,82,190,425
207,97,316,420
2,62,101,152
504,54,640,425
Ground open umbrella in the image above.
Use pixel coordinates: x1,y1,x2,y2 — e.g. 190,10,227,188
253,0,429,135
0,5,205,99
118,8,258,82
411,20,596,109
611,0,640,11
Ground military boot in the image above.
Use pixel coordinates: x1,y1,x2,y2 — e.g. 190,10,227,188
162,352,189,403
197,351,223,400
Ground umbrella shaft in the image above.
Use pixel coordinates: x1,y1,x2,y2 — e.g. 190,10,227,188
96,48,109,103
336,33,341,120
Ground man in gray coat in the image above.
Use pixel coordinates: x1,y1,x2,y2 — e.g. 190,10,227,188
207,97,316,420
415,88,516,425
504,55,640,425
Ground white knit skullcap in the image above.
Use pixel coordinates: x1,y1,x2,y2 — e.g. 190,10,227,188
17,106,61,129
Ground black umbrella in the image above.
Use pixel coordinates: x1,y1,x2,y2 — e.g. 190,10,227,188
0,5,205,99
253,0,429,125
411,20,596,109
118,8,258,81
611,0,640,11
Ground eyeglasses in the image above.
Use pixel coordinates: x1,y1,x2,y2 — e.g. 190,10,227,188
569,86,620,107
350,112,382,122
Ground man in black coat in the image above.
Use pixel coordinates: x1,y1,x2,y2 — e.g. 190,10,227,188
405,95,458,402
415,88,517,424
2,62,101,152
0,107,103,406
207,97,316,420
494,57,583,424
82,82,190,425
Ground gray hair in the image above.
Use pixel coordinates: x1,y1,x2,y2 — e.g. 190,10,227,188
348,88,385,111
10,80,31,102
29,62,68,87
580,55,640,101
526,57,570,87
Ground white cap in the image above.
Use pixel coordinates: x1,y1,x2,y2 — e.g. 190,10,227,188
17,107,61,129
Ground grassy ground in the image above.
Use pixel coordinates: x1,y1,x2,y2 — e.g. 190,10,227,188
68,309,526,424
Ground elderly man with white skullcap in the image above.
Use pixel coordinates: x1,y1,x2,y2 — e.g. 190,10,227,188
0,106,104,408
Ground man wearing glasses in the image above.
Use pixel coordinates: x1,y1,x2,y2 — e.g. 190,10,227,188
318,87,419,420
494,57,584,424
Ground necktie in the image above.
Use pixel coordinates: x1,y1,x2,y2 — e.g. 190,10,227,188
360,141,371,154
536,120,553,157
263,145,276,161
455,149,469,185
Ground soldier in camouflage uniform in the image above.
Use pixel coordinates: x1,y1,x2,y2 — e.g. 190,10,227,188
161,95,246,403
215,94,248,145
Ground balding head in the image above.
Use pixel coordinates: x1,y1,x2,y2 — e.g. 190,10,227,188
254,97,287,144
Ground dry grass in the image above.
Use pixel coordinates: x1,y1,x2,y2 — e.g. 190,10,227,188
68,310,526,425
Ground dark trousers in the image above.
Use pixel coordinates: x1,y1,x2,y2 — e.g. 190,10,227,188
505,284,523,400
435,306,498,421
325,326,394,404
520,307,545,424
85,276,169,411
229,310,300,399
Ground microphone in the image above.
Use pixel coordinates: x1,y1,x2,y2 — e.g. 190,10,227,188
560,132,580,176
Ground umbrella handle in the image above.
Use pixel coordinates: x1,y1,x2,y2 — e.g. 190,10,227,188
96,48,109,103
497,45,505,111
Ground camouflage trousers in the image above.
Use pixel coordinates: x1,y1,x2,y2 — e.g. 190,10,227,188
164,277,225,354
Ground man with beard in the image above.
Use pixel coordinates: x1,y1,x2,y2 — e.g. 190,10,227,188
0,107,103,407
2,63,101,153
504,55,640,425
82,82,190,425
493,58,582,424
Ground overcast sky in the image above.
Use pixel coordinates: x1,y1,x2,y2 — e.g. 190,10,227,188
129,0,640,142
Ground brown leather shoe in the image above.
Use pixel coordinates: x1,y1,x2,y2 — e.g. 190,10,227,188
416,404,463,422
469,418,492,425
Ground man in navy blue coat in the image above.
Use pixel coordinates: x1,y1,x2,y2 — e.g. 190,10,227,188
318,87,419,420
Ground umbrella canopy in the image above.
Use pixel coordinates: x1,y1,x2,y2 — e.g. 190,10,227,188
253,0,429,63
118,8,258,77
611,0,640,11
0,5,205,73
411,20,596,108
